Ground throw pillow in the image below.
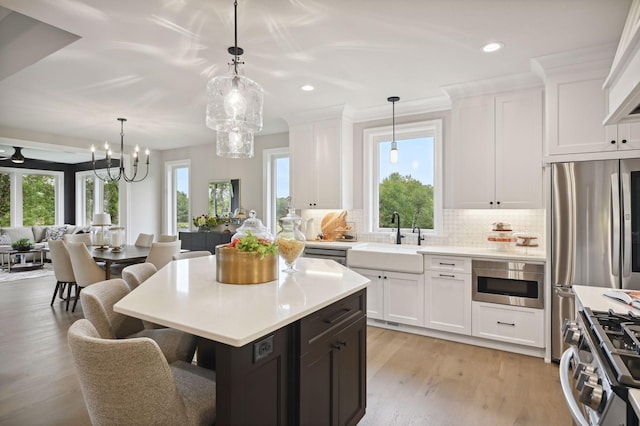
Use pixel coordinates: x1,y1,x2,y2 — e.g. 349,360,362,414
44,226,68,241
0,234,11,245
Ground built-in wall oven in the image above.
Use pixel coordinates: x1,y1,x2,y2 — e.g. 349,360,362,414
472,260,544,309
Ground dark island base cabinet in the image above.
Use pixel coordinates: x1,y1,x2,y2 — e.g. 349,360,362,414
207,289,367,426
179,231,232,252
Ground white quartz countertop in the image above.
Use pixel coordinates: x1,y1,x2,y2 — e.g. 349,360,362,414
114,256,369,347
572,285,639,314
306,241,545,262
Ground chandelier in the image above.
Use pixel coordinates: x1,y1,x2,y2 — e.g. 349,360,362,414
388,96,400,163
91,118,149,183
206,0,263,159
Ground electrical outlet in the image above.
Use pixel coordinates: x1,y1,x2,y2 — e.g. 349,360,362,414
253,335,274,363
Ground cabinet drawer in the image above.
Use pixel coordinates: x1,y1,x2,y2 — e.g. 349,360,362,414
424,255,471,274
299,290,365,354
471,302,543,347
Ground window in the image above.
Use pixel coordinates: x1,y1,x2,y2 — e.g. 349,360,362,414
0,167,64,226
76,172,120,225
364,120,443,234
166,161,190,234
263,148,289,233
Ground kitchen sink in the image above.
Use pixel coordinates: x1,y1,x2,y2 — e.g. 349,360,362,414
347,243,424,273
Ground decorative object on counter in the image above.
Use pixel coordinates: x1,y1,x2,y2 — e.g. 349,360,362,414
277,197,306,272
11,238,34,252
388,96,400,163
319,210,348,241
487,222,514,251
90,118,150,183
109,227,125,252
193,214,218,232
205,0,263,159
513,231,539,255
92,213,111,250
216,211,277,284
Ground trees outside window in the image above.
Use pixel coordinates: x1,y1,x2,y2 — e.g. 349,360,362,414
364,120,442,234
76,172,120,225
0,173,9,226
0,168,63,226
22,174,56,225
208,181,233,217
166,161,190,234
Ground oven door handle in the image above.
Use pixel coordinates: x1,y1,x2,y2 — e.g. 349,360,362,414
559,347,589,426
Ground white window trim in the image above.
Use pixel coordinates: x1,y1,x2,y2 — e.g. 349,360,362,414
165,159,190,235
363,119,443,235
0,166,64,226
75,170,108,226
263,147,289,234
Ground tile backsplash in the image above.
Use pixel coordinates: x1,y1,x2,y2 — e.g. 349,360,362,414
300,208,545,248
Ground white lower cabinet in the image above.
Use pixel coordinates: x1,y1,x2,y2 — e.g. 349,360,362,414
472,302,544,348
351,268,424,326
425,270,471,335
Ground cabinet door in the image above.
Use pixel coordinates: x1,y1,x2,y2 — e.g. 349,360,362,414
314,119,342,209
351,268,384,320
336,316,366,426
471,302,544,347
451,95,496,208
299,341,338,426
494,89,543,208
618,122,640,151
384,271,424,326
425,271,471,335
546,72,615,155
290,123,317,208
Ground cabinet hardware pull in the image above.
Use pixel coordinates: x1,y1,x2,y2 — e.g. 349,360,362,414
324,308,351,325
378,275,382,279
496,201,501,205
611,140,616,144
439,274,455,278
337,340,347,346
497,321,516,326
622,139,627,144
332,344,342,350
383,276,387,280
489,201,493,205
439,262,455,266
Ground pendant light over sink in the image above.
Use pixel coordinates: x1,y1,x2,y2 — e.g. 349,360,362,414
206,0,264,159
388,96,400,163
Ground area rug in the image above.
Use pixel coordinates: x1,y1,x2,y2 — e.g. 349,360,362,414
0,263,55,283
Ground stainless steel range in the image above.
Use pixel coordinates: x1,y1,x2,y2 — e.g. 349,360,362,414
561,308,640,426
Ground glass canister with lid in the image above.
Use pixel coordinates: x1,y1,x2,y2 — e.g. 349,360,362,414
276,197,306,272
230,210,274,244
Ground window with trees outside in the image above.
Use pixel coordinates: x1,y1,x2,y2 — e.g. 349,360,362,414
364,119,443,234
0,168,64,226
76,171,120,225
165,161,190,234
209,181,233,218
263,148,289,234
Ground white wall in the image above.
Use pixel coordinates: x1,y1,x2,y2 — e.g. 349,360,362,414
123,149,163,242
161,132,289,227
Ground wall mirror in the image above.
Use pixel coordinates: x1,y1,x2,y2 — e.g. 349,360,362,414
208,179,240,217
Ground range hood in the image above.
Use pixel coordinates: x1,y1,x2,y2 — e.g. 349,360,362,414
603,0,640,125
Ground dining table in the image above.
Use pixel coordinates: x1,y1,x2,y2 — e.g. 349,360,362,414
90,245,150,279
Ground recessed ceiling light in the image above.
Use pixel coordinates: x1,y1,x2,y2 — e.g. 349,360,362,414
300,84,315,91
482,42,504,53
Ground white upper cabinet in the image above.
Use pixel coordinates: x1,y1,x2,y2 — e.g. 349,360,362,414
289,110,353,210
545,70,640,155
450,88,543,209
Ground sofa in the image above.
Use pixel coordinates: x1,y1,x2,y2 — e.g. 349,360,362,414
0,225,90,262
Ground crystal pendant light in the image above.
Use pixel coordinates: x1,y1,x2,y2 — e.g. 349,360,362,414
206,0,263,159
388,96,400,164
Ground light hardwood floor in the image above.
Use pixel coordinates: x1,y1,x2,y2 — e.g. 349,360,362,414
0,276,572,425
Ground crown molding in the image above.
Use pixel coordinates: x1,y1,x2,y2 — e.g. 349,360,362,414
352,96,451,123
284,104,355,126
530,42,616,81
440,72,543,100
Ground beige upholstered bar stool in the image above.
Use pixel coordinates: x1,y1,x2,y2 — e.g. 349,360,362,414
68,319,216,426
121,262,157,290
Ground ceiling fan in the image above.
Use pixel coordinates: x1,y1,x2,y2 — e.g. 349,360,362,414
0,146,26,163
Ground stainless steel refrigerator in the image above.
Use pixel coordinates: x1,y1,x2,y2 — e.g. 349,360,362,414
551,159,640,361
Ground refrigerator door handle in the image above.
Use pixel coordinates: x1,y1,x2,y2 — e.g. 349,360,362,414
611,173,620,278
622,171,632,278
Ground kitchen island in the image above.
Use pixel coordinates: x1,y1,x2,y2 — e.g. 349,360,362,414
114,256,369,425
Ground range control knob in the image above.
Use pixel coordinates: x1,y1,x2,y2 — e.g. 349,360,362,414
564,327,582,345
562,319,577,333
576,370,597,391
573,363,595,381
579,378,605,410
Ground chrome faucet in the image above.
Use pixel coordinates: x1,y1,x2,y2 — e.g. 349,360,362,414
412,226,425,246
391,211,403,244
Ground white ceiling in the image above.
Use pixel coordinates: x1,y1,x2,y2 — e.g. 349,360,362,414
0,0,632,160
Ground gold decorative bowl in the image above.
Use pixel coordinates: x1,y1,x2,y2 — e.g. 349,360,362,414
215,246,278,284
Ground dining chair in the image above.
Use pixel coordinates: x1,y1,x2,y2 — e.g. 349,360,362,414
146,241,181,270
79,278,197,364
68,319,216,426
172,250,212,260
47,240,77,311
134,233,154,248
121,262,157,290
157,234,178,242
63,233,93,245
66,242,107,312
